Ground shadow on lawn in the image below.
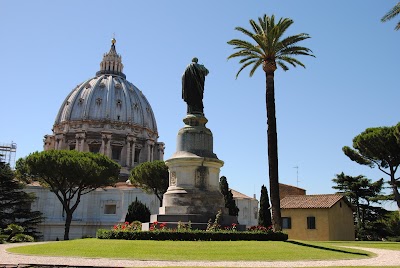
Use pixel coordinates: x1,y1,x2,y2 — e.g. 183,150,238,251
285,240,369,256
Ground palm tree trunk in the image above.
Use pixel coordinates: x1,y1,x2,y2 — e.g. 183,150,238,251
265,71,282,231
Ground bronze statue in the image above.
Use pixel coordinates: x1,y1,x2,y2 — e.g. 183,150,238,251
182,58,209,114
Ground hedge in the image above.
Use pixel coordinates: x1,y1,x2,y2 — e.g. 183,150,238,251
96,229,288,241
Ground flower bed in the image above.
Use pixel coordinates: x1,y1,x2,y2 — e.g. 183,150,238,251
97,222,288,241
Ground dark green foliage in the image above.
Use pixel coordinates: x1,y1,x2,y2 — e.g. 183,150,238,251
332,172,387,240
0,162,42,239
380,210,400,239
96,229,288,241
16,150,121,240
343,125,400,212
125,198,151,223
219,176,239,216
382,2,400,30
258,185,272,227
130,160,169,207
227,14,314,231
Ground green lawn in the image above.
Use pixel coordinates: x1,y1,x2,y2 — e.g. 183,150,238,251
317,241,400,251
7,239,372,261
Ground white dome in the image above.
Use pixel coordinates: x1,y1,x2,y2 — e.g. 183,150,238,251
55,75,157,133
44,39,164,171
54,39,158,135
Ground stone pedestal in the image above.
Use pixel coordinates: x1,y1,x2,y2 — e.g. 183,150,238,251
142,114,242,230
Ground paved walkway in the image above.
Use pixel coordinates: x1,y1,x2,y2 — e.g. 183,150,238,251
1,243,400,267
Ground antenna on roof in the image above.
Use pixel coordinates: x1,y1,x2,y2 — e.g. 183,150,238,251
293,166,300,187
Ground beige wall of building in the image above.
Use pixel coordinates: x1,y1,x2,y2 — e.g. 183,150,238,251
281,201,354,241
328,201,355,240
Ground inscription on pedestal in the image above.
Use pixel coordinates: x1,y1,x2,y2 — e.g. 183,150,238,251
170,171,177,186
195,166,208,190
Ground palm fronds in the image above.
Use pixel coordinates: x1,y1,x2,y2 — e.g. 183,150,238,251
227,14,314,77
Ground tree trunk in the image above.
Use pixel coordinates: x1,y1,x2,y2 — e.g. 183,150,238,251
156,192,163,207
265,71,282,231
64,211,72,240
355,197,361,229
389,167,400,215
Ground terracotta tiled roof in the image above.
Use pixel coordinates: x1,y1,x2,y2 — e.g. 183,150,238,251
230,189,255,199
279,183,306,192
280,194,347,209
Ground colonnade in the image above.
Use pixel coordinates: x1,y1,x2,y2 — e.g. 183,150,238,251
46,131,165,168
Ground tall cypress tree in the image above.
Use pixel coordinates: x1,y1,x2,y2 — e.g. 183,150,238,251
0,162,43,238
219,176,239,216
258,185,272,227
125,197,151,223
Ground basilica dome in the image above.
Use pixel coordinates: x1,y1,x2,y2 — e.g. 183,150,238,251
44,39,164,171
55,39,157,133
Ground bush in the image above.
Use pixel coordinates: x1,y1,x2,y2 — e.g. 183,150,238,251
0,235,7,244
10,233,34,243
97,229,288,241
387,236,400,242
125,198,151,223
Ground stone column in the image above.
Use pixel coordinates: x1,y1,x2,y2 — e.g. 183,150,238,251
126,135,136,167
157,143,165,161
126,141,131,167
75,134,80,151
106,139,111,158
101,138,105,154
81,136,85,152
55,134,64,150
132,142,140,166
75,132,86,152
146,140,154,162
101,131,112,158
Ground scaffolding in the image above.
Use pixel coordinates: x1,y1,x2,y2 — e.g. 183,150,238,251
0,142,17,169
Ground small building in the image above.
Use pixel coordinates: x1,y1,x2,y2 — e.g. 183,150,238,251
231,189,259,227
280,194,355,241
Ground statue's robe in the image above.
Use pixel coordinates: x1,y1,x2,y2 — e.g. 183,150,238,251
182,62,208,114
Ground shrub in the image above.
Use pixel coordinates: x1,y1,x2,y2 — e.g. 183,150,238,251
10,233,34,243
125,198,151,223
206,210,222,232
97,229,288,241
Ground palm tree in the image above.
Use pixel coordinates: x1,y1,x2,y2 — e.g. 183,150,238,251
382,2,400,30
227,14,314,231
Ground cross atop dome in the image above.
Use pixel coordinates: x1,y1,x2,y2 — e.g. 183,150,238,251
96,38,126,78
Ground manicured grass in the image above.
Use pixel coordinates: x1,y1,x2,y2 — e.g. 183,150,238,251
316,241,400,251
7,239,370,261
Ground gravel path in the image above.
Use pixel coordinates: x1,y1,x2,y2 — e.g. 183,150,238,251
1,243,400,267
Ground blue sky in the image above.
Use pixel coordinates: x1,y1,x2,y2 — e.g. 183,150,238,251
1,1,399,209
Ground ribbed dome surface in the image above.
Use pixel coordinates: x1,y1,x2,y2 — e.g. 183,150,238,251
54,39,157,134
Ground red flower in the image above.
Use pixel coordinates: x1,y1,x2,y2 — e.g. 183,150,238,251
113,225,117,230
125,221,129,225
153,221,158,225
